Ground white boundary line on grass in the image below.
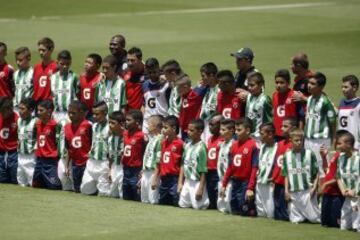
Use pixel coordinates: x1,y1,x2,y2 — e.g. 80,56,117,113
0,2,334,22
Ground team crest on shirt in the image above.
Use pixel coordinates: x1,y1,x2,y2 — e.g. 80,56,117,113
11,123,17,129
48,70,53,76
79,129,86,135
243,148,249,154
171,146,177,152
45,129,52,136
131,139,137,145
286,98,292,105
0,72,4,78
233,102,238,109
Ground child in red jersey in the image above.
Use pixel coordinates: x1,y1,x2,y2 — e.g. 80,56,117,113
216,70,243,120
220,117,259,216
152,115,184,206
33,37,57,104
0,97,18,183
272,69,303,140
32,100,62,190
0,42,15,97
63,101,92,192
206,114,224,209
122,109,146,201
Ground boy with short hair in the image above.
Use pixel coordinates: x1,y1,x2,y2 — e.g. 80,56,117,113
304,72,337,177
283,128,320,223
32,100,62,190
217,119,235,213
80,101,111,196
0,97,18,184
141,115,163,204
122,109,146,201
152,115,184,206
246,72,273,146
220,118,258,216
63,101,92,192
256,123,277,218
108,111,126,198
178,119,209,209
33,37,57,103
337,75,360,150
0,42,15,98
14,47,33,110
17,98,37,186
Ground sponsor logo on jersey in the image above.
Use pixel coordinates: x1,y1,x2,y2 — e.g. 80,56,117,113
131,139,136,145
39,76,48,87
83,88,91,100
277,105,285,117
243,148,249,154
208,147,217,160
71,136,82,148
233,154,242,167
171,146,177,152
0,128,10,139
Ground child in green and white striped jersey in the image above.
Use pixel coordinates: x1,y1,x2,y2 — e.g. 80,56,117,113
335,131,360,231
283,128,320,223
245,72,273,147
217,119,234,214
108,111,125,198
13,47,33,112
17,98,37,187
50,50,80,126
256,123,277,219
140,115,163,204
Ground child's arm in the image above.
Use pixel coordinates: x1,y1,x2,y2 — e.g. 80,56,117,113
310,173,319,198
319,179,336,195
337,179,347,196
195,173,206,201
246,146,259,201
177,166,184,194
151,165,160,190
284,176,291,202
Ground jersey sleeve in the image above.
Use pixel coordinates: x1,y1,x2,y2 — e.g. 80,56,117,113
281,153,288,177
197,143,208,173
263,95,273,124
310,151,319,181
251,145,259,167
120,80,128,108
325,98,337,124
72,73,80,100
154,137,162,164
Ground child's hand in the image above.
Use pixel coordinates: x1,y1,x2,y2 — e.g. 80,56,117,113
245,189,254,201
346,189,356,198
318,183,326,195
219,187,226,199
285,190,291,202
64,167,70,177
195,188,203,201
151,177,159,190
291,91,305,102
177,183,183,195
108,171,112,182
310,185,317,198
319,145,328,159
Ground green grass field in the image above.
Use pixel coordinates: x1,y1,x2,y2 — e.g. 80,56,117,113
1,0,360,239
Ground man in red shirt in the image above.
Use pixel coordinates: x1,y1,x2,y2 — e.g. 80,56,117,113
33,37,58,104
0,97,18,183
122,47,145,110
0,42,15,97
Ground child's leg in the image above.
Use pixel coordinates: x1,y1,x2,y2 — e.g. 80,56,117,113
80,159,98,195
32,158,45,188
141,170,151,203
116,165,124,199
289,192,306,223
179,179,192,208
109,163,121,198
148,172,159,204
273,183,289,221
42,159,62,190
17,154,28,186
206,170,219,209
4,151,18,184
230,179,248,215
341,198,353,230
72,164,85,193
96,161,111,196
217,181,232,213
321,194,332,226
303,190,321,223
350,199,359,230
189,179,209,210
256,184,274,218
58,158,73,191
122,167,141,201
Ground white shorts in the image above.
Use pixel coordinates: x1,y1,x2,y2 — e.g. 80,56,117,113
141,169,159,204
179,179,209,210
109,163,124,198
256,183,274,218
304,138,331,178
80,159,110,196
289,189,320,223
217,181,231,214
58,158,74,191
341,197,359,230
17,153,36,187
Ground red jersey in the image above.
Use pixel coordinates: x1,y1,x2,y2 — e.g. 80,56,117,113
322,152,342,195
207,135,224,171
122,130,146,167
222,138,259,190
272,89,301,136
0,112,18,151
64,120,92,166
272,139,293,185
79,72,101,110
217,91,243,120
122,70,144,110
159,137,184,176
179,87,206,134
35,119,60,158
0,63,14,97
33,61,57,101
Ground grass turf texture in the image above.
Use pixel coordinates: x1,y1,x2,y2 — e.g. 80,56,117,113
0,184,358,240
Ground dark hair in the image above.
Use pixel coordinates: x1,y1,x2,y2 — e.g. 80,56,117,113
92,101,108,113
217,70,235,82
145,57,160,69
15,46,31,58
128,47,142,60
57,50,72,61
109,111,126,123
248,71,265,86
68,100,88,112
260,123,276,135
127,109,143,125
38,37,55,50
200,62,218,76
220,118,235,130
0,96,13,110
189,119,205,132
38,100,54,111
111,34,126,48
292,53,309,70
275,69,290,83
342,74,359,89
0,42,7,51
164,115,180,135
87,53,102,66
19,98,36,111
336,130,355,147
235,117,252,130
103,55,118,68
161,59,182,75
283,117,299,128
312,72,327,87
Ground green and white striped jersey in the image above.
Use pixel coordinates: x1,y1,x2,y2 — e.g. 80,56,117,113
90,121,110,161
168,86,181,117
217,139,233,180
282,149,318,192
257,143,277,184
182,140,208,181
50,70,80,113
336,152,360,193
143,134,162,170
304,94,336,139
14,67,34,108
17,117,37,155
108,135,123,165
96,77,127,115
200,85,219,120
245,93,273,138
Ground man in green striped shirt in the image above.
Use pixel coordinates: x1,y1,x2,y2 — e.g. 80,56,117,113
283,128,320,223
